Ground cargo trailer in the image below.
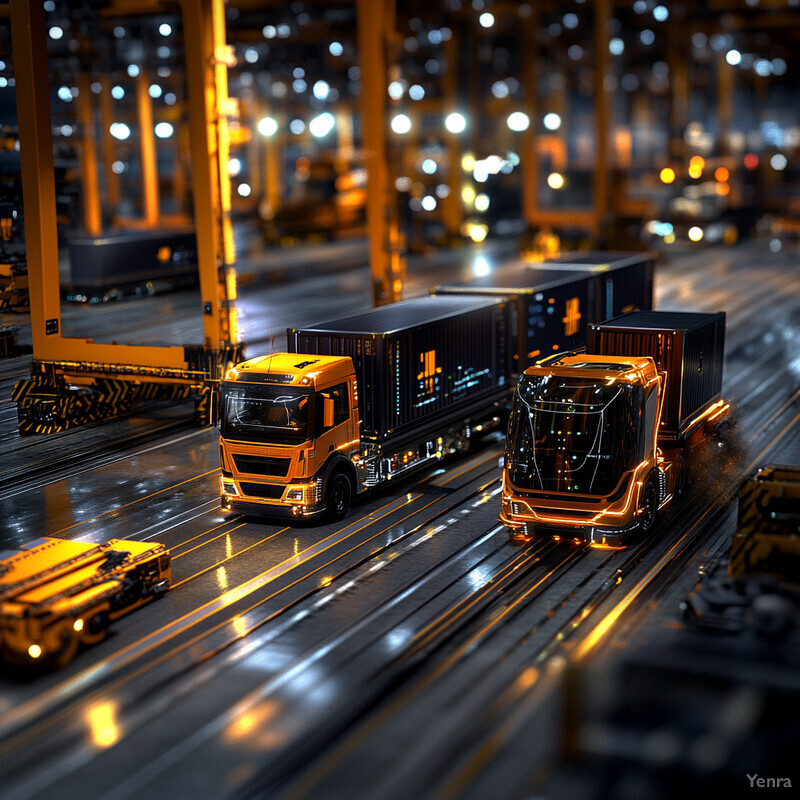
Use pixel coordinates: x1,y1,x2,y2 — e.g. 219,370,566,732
433,251,654,377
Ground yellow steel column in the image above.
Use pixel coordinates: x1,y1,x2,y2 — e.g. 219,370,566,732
264,133,282,221
668,26,690,162
441,33,463,240
99,76,120,218
172,122,189,217
593,0,611,234
77,72,102,236
9,0,62,358
522,6,539,229
181,0,236,349
136,71,160,226
357,0,401,306
717,50,733,155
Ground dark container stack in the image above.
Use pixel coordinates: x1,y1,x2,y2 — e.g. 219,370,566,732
433,251,655,377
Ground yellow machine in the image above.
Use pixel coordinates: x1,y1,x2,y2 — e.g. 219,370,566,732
0,537,170,668
729,465,800,580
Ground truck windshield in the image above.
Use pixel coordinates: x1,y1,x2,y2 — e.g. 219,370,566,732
221,384,311,444
506,374,642,496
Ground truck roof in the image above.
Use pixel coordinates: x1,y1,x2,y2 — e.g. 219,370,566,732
0,537,164,603
227,352,354,387
292,295,502,336
525,353,659,383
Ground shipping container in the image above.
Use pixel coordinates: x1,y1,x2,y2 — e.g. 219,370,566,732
288,295,511,442
433,252,654,376
587,310,725,438
539,251,656,321
68,229,197,292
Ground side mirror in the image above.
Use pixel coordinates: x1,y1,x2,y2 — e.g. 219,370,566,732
323,396,334,428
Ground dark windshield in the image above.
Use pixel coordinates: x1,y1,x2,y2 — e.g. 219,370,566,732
506,373,642,496
221,384,311,444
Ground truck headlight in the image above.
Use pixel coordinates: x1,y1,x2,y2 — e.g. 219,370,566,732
221,479,238,495
286,488,303,502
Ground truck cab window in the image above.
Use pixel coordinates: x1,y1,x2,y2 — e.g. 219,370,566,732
316,382,349,433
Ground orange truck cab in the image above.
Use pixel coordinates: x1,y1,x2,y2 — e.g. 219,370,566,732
501,310,732,546
219,353,360,520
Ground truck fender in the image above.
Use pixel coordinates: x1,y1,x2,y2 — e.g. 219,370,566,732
319,452,357,496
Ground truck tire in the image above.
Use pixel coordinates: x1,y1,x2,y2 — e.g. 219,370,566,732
639,478,658,534
325,472,351,522
50,621,80,668
79,612,110,646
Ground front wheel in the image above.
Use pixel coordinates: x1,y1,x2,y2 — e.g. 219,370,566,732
639,479,658,534
325,473,352,522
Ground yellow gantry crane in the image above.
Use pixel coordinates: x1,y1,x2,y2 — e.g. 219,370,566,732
9,0,242,434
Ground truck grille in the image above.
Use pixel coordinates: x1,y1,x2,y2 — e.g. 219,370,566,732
239,482,285,500
233,454,291,477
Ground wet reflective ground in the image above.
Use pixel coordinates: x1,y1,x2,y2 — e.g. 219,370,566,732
0,236,799,799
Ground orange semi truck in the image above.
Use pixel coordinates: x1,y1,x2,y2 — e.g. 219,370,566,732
501,310,732,546
0,537,170,668
219,296,510,520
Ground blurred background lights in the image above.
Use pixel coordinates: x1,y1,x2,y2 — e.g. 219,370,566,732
770,153,788,171
391,114,412,134
726,50,742,66
159,23,172,36
507,112,530,132
309,112,335,138
660,167,676,184
640,29,655,46
154,122,173,139
421,159,438,175
289,119,305,135
653,5,669,21
49,26,64,40
258,117,278,137
409,84,425,101
609,37,625,55
111,85,124,100
149,84,162,99
312,81,330,100
127,64,140,77
109,122,131,141
237,183,252,198
479,13,495,28
474,193,490,212
744,152,760,169
472,256,490,277
445,112,467,134
388,81,404,100
421,195,437,211
329,41,343,56
547,172,565,190
688,226,704,242
543,113,562,131
228,158,242,177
